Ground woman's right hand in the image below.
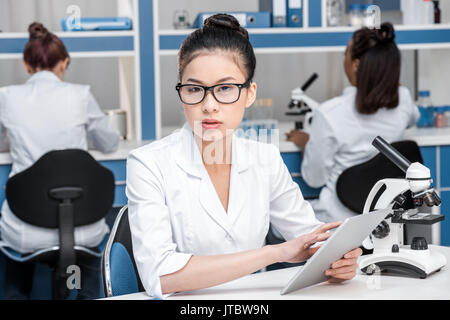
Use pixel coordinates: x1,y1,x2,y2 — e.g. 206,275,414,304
274,222,342,263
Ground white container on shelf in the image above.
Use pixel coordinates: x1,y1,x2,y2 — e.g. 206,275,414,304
401,0,434,25
349,3,363,28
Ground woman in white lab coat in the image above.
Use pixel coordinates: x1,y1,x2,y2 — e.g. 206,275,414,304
126,14,362,299
286,23,420,223
0,22,120,299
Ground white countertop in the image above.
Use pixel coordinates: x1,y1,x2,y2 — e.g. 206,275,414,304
278,122,450,152
403,126,450,147
103,245,450,300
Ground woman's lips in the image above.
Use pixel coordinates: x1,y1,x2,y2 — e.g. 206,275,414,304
201,119,222,129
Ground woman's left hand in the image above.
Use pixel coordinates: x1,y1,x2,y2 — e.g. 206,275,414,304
325,247,363,283
285,130,310,150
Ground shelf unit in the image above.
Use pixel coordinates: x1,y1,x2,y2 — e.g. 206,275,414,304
0,0,144,142
158,24,450,56
0,30,135,58
153,0,450,141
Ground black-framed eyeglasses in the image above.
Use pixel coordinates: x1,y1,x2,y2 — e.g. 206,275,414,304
175,80,251,105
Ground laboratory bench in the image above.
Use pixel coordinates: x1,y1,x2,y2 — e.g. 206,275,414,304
103,244,450,300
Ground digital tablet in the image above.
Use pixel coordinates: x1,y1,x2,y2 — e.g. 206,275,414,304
280,208,390,295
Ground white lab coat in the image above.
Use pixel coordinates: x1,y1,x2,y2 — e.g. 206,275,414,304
0,70,120,253
301,86,420,223
126,122,323,299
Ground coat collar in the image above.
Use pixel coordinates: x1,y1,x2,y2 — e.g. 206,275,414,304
27,70,61,84
174,122,250,179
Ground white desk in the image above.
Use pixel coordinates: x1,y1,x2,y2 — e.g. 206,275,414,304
104,245,450,300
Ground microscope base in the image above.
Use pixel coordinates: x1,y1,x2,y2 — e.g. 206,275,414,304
359,247,447,279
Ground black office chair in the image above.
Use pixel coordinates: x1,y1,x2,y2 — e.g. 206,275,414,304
0,149,115,299
101,205,144,297
336,140,423,214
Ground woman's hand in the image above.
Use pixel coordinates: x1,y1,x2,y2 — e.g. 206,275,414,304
325,247,363,283
274,222,342,264
273,221,362,284
285,130,310,150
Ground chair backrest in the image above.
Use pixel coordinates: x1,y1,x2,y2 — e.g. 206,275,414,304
336,140,423,214
6,149,115,227
102,205,144,297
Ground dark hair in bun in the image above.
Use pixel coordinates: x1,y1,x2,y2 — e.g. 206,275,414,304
24,22,70,72
375,22,395,44
28,22,50,40
203,13,249,40
178,13,256,81
350,22,400,114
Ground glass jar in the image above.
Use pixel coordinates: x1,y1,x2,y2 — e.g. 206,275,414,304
445,106,450,127
417,90,434,127
349,4,363,28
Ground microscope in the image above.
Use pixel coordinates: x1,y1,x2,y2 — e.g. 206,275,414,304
359,136,447,279
285,73,319,133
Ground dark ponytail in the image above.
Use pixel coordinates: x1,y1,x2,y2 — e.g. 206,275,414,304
23,22,70,72
351,22,400,114
178,14,256,82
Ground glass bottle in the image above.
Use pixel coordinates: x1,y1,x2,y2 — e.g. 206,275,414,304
349,4,363,28
416,90,434,128
362,4,372,27
445,106,450,127
433,1,441,23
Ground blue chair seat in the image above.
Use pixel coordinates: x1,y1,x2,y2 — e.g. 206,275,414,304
102,205,144,297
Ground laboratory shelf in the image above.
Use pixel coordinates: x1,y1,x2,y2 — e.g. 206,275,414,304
0,31,135,59
158,24,450,54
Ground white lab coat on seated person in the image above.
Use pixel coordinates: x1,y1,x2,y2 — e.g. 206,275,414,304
126,122,324,299
301,86,420,223
0,70,120,253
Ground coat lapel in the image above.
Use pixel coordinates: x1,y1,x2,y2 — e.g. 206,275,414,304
227,134,249,227
175,123,233,236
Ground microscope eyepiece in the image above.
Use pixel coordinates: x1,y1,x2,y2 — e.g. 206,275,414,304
372,136,411,173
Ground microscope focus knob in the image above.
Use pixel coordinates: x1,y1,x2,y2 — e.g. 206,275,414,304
411,237,428,250
372,221,390,239
392,244,399,253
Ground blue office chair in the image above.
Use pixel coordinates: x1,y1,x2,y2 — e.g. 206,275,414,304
0,149,115,299
102,205,144,297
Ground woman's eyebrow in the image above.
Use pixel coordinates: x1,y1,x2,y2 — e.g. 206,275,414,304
184,76,237,84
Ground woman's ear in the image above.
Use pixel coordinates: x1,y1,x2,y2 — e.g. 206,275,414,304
245,82,257,109
23,60,33,75
62,57,70,71
353,59,360,74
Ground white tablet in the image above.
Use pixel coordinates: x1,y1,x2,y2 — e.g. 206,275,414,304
280,208,390,295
